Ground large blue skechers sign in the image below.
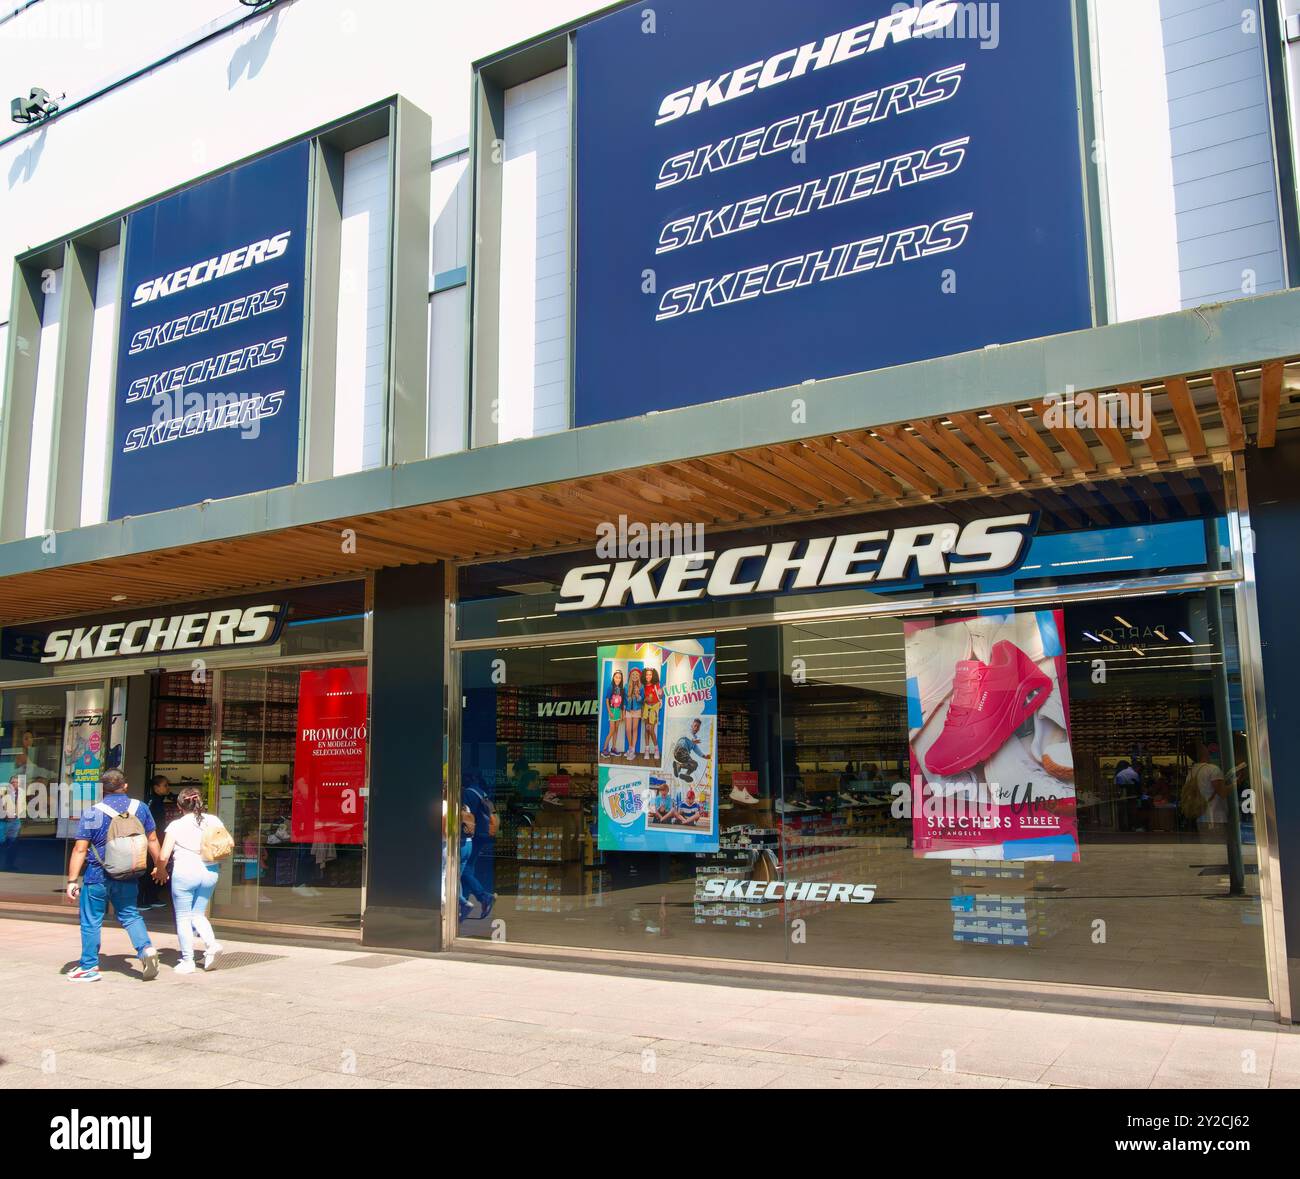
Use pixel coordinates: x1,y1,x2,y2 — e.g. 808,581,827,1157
108,142,309,519
573,0,1093,427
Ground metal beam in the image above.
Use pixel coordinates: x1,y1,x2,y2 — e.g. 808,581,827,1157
3,288,1300,579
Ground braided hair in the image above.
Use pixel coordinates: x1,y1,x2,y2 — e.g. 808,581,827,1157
176,785,206,829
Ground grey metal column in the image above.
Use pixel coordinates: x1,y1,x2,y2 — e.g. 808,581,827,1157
1242,435,1300,1018
303,139,344,483
469,77,505,449
388,97,433,465
49,241,98,532
363,561,446,950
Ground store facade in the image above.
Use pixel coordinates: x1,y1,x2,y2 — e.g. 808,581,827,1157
0,581,369,936
444,458,1285,1009
2,0,1300,1024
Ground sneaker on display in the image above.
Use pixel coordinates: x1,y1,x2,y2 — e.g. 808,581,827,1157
924,641,1052,778
729,786,759,805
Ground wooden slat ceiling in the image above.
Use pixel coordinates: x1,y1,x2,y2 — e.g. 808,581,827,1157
1,360,1296,626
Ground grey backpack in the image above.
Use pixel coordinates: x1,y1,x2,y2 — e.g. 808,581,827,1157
89,800,148,880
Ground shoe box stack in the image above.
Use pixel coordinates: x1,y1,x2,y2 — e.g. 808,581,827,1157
496,683,597,767
778,811,875,919
514,863,609,912
948,861,1058,947
692,828,781,928
717,705,750,766
158,670,212,699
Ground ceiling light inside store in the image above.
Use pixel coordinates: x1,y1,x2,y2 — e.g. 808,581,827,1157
110,594,128,602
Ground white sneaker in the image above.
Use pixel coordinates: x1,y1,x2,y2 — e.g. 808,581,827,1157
729,786,758,805
203,943,223,971
173,959,196,975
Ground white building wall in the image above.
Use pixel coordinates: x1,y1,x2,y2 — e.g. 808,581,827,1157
496,68,569,442
0,0,605,327
26,266,61,537
428,151,470,457
80,242,118,525
333,137,390,476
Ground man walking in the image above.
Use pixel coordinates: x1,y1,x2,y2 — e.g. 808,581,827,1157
64,770,165,982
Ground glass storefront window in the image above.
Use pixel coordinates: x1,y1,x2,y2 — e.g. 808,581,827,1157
0,679,117,904
213,662,367,930
454,586,1266,999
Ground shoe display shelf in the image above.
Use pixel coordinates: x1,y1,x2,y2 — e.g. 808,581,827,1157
692,829,781,928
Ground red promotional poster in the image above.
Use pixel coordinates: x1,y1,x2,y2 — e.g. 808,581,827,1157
291,666,368,844
904,610,1078,863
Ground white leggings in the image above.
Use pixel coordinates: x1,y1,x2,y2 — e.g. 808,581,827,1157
171,858,219,962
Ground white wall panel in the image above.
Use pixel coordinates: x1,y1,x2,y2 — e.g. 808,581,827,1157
26,268,62,537
80,243,119,526
333,137,390,476
495,68,569,443
428,286,466,457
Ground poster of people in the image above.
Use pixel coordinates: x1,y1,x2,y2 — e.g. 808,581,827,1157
597,638,718,853
904,610,1078,862
57,688,106,838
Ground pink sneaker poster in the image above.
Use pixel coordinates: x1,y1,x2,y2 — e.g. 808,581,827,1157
904,610,1078,862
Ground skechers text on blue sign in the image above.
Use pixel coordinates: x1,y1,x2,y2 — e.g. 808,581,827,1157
573,0,1093,426
108,141,310,519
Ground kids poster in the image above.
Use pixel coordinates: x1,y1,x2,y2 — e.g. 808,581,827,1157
904,610,1078,863
597,637,718,853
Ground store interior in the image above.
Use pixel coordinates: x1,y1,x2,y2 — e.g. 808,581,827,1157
458,586,1266,998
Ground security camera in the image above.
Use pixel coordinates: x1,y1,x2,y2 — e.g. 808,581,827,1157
10,88,62,124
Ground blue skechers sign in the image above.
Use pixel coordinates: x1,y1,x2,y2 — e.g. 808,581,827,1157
573,0,1093,426
108,141,310,519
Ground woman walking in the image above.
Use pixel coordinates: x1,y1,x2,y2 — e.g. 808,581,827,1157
152,786,227,974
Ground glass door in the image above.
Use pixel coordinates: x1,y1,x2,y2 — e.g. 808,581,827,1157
215,667,267,920
1,678,115,905
208,662,367,930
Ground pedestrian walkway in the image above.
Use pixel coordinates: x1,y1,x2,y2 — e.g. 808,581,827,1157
1,915,1296,1089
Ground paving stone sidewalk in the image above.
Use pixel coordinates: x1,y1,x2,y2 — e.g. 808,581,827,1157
1,915,1297,1089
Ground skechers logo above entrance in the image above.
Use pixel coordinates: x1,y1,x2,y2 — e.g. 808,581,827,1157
129,231,292,307
554,514,1035,613
655,1,960,125
41,604,284,664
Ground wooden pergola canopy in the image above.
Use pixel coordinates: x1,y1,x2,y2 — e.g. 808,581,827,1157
0,359,1290,626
